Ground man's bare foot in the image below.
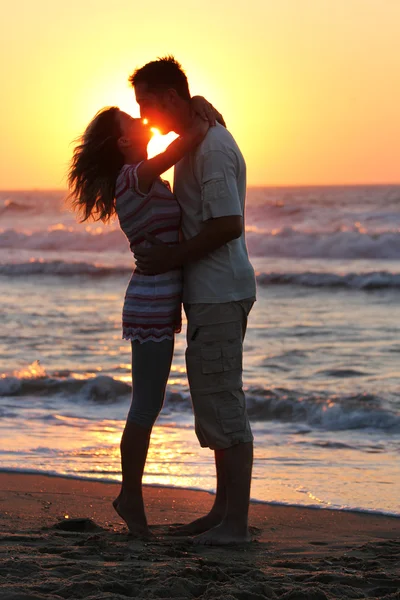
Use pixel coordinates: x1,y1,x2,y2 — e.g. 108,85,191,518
112,496,152,538
193,521,252,546
112,494,122,514
169,511,224,536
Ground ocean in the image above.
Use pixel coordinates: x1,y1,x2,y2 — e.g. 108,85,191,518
1,185,399,516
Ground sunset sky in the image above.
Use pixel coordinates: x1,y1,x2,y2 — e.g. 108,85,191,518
1,0,399,189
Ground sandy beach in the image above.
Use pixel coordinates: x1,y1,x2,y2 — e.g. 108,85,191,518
0,472,399,599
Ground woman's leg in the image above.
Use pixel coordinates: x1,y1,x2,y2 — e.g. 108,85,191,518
114,338,174,536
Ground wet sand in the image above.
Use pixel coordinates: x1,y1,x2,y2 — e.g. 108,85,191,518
0,472,399,599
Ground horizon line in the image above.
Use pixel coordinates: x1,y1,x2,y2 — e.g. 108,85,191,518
1,182,400,192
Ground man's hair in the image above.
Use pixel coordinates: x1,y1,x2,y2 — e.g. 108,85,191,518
129,55,191,101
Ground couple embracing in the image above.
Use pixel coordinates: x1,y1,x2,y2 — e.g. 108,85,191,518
69,56,256,546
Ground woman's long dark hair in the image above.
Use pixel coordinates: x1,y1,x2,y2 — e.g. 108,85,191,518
68,107,124,222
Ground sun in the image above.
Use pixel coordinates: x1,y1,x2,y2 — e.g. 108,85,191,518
100,88,177,162
146,128,178,185
147,128,178,159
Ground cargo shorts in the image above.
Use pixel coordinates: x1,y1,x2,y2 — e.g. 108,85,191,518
184,298,255,450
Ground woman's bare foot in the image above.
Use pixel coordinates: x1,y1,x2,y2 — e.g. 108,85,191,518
112,494,152,538
193,521,252,546
169,510,224,536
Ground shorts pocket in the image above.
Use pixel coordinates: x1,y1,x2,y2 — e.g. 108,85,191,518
222,343,242,371
218,401,245,434
201,347,223,374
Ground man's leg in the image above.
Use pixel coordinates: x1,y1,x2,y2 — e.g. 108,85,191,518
194,300,254,543
173,300,254,543
194,440,253,544
170,448,227,535
173,441,253,543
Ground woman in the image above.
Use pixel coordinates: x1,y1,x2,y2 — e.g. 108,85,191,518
68,98,223,537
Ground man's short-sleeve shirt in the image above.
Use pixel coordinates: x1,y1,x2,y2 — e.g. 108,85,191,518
174,124,256,304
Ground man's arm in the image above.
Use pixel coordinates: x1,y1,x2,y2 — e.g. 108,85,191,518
135,148,244,274
174,216,242,264
135,216,242,274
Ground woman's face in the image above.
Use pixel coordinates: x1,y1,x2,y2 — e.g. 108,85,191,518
117,111,152,149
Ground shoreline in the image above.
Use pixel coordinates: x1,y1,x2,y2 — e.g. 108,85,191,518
1,471,399,549
1,471,399,600
1,467,399,519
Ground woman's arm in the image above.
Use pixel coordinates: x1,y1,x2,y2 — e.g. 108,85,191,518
136,97,225,193
191,96,226,127
136,116,208,193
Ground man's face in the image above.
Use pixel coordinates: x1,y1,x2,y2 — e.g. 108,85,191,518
134,82,174,134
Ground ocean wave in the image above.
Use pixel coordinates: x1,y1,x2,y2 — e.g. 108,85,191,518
0,374,131,402
0,199,34,214
1,226,400,259
256,271,400,289
245,389,400,433
2,260,400,290
1,372,399,433
0,228,127,252
246,228,400,259
0,260,131,277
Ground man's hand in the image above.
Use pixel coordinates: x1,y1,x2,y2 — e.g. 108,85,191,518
134,234,179,275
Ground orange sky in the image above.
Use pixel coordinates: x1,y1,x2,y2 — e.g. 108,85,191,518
1,0,399,189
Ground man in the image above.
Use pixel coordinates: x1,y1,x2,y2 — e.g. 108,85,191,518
131,56,256,545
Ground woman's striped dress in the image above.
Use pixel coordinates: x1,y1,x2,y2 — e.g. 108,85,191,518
115,162,182,343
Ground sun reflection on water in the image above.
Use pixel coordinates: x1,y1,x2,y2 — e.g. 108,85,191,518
13,360,47,379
